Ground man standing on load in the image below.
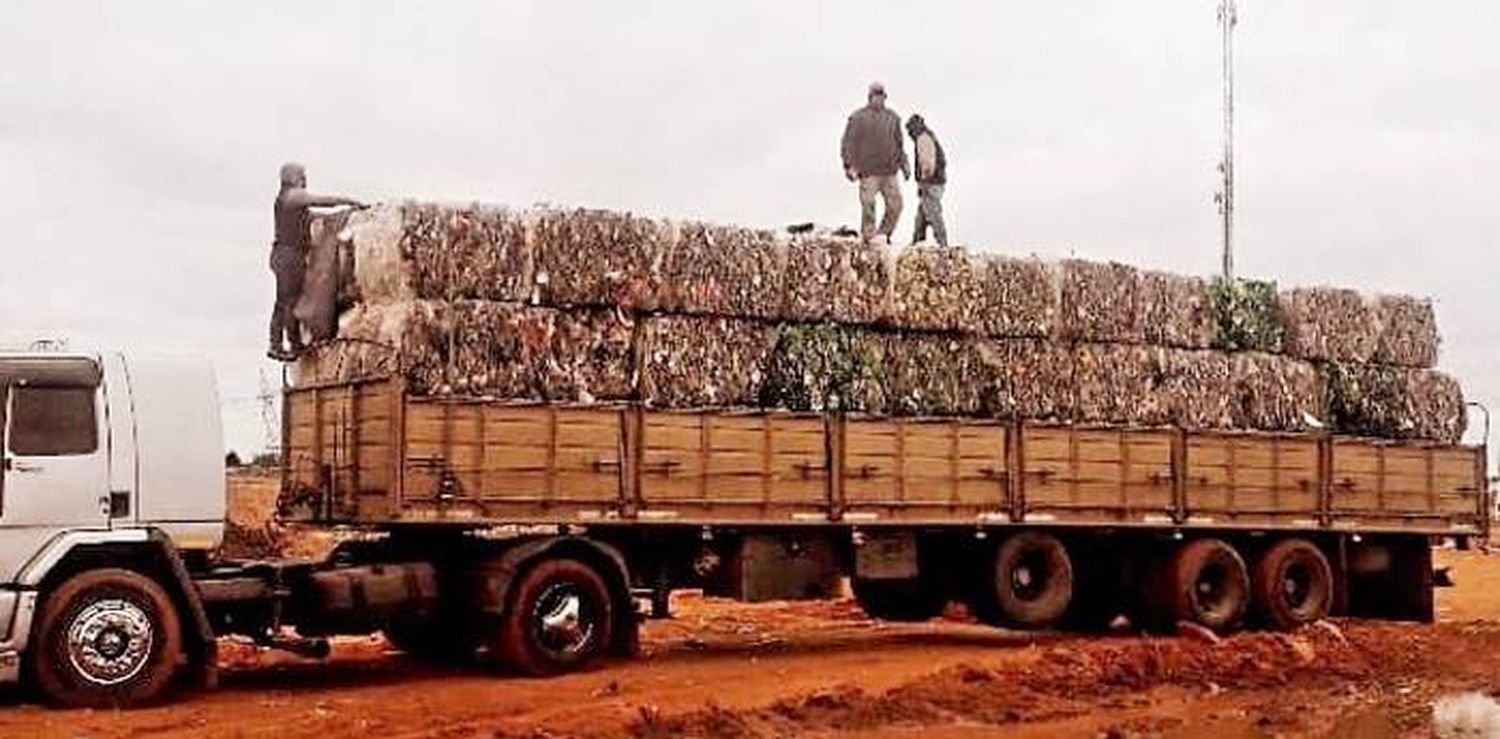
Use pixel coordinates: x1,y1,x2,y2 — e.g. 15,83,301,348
906,114,948,246
268,162,364,362
841,82,909,244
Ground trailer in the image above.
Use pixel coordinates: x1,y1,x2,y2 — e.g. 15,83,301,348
0,351,1487,708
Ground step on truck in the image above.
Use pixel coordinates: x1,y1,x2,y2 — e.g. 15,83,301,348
0,350,1488,707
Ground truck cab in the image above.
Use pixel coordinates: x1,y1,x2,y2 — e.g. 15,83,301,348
0,350,224,704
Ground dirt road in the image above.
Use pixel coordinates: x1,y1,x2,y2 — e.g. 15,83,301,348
1,548,1499,738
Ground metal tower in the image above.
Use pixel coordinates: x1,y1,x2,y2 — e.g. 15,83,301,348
1216,0,1239,278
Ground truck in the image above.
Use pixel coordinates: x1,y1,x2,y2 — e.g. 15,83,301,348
0,349,1488,707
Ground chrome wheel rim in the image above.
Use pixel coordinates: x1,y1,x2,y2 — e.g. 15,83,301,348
66,598,154,686
533,584,594,656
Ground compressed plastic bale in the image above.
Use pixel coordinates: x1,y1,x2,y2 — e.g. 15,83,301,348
346,203,415,304
1071,343,1169,426
1372,294,1440,368
970,254,1058,339
1140,272,1215,349
890,246,978,332
292,301,414,387
532,208,671,310
1157,350,1236,430
396,202,533,302
639,316,776,408
418,301,555,398
1280,287,1379,364
1326,364,1465,443
883,333,985,417
1231,352,1327,432
760,324,888,413
973,339,1073,420
1058,260,1144,343
542,308,637,403
661,222,787,319
1209,277,1284,352
783,237,894,325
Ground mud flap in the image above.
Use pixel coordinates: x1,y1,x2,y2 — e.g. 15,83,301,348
149,530,219,689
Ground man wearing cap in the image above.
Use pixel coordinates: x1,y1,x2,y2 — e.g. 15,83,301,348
841,82,909,244
268,162,364,361
906,114,948,246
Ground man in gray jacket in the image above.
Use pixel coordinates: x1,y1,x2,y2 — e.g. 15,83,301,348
841,82,909,244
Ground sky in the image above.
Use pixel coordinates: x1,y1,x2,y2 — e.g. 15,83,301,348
2,1,1498,458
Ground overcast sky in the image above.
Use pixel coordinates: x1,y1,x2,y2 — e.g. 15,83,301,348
3,1,1497,457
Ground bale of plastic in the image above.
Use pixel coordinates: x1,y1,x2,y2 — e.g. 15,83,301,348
760,323,887,413
890,246,977,332
1058,260,1143,343
660,222,787,319
1231,352,1327,432
1326,364,1465,443
639,316,776,408
1372,295,1440,368
973,339,1074,420
1280,287,1379,364
1209,277,1284,353
1072,344,1169,426
782,237,894,325
883,333,985,417
1140,272,1215,349
969,254,1058,339
532,208,670,310
1158,349,1237,430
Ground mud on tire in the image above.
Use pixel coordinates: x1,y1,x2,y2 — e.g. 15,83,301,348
31,568,184,708
973,532,1074,629
1252,538,1333,631
1156,538,1250,634
492,559,614,676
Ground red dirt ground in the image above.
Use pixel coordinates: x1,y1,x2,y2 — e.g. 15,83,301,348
2,477,1498,738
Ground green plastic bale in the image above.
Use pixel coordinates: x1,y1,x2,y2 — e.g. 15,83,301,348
1210,277,1285,352
760,324,888,413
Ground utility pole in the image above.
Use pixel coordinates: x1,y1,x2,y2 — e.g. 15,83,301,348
258,368,280,460
1216,0,1238,278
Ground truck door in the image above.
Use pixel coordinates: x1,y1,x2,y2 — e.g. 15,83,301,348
1,381,110,529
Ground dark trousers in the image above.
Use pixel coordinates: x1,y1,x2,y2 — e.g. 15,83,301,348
269,247,306,350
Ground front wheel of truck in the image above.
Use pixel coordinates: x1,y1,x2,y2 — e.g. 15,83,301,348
30,568,184,708
491,558,615,676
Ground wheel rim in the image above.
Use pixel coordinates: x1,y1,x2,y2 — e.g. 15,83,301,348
1011,550,1051,602
1281,559,1316,614
1193,562,1232,620
531,583,596,658
65,598,154,686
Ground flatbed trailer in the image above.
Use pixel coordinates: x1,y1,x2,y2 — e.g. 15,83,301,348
279,375,1488,645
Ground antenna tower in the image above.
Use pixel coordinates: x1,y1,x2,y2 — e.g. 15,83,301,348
1216,0,1238,278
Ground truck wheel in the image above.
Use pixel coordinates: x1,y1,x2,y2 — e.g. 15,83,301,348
1164,538,1250,634
852,578,945,622
30,568,183,708
974,532,1074,629
493,559,614,676
1252,539,1333,631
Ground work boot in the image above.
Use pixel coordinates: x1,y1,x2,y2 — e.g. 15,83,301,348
266,345,294,362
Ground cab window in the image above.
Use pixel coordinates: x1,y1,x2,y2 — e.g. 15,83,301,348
8,386,98,456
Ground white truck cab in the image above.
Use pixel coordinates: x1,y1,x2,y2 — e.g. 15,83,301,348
0,351,224,703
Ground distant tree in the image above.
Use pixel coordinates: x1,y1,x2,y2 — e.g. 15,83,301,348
225,451,243,468
251,452,281,469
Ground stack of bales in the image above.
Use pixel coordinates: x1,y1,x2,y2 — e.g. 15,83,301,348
297,201,1464,444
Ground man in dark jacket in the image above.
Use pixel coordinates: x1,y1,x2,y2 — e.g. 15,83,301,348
906,114,948,246
269,162,364,361
841,82,909,244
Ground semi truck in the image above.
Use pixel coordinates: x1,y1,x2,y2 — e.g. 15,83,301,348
0,349,1487,707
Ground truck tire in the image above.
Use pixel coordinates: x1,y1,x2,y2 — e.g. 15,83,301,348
852,578,946,622
1252,538,1333,631
1161,538,1250,634
974,532,1074,629
492,558,614,676
30,568,184,708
